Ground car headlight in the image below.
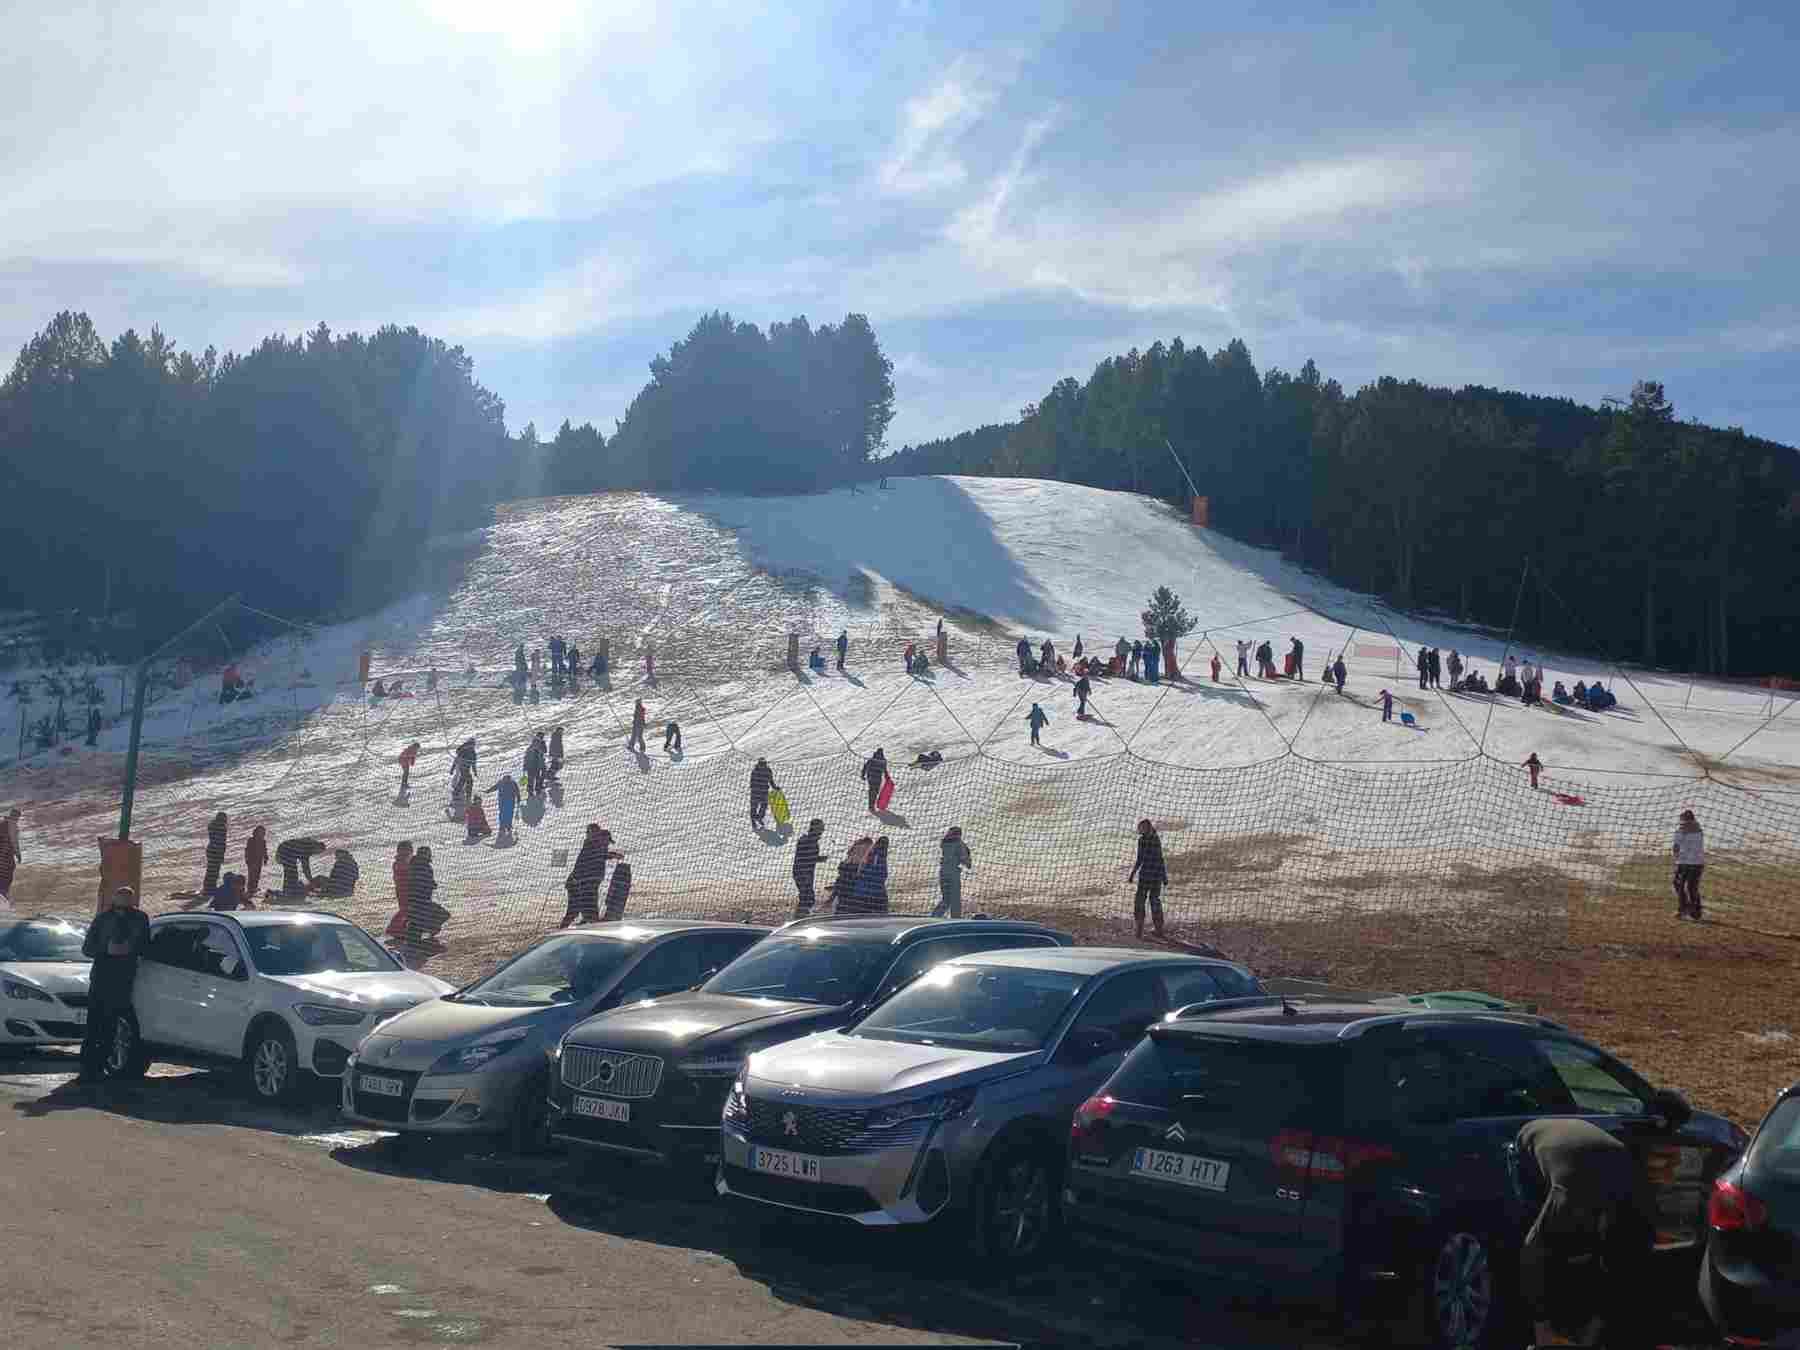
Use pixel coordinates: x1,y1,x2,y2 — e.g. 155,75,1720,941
723,1079,748,1124
430,1027,532,1074
678,1055,742,1078
866,1089,976,1130
3,979,56,1004
294,1003,368,1027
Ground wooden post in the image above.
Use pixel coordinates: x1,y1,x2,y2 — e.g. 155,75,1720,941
1192,496,1210,528
787,633,800,671
1162,637,1179,680
937,629,948,664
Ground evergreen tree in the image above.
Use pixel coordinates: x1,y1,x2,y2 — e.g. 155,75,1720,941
1141,587,1199,644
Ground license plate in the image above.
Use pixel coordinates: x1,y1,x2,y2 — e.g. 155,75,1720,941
750,1146,822,1180
573,1094,630,1122
71,1009,87,1026
358,1073,405,1098
1132,1147,1231,1191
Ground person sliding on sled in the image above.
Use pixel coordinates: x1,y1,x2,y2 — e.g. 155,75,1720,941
749,757,777,828
1128,819,1167,939
1027,702,1049,746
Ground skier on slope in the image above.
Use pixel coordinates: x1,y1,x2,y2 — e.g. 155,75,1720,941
1027,702,1050,746
749,757,777,829
861,748,889,812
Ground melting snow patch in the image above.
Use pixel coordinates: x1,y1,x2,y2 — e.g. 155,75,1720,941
1741,1029,1792,1046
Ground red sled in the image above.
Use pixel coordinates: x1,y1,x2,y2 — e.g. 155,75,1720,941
875,776,895,812
1552,793,1586,807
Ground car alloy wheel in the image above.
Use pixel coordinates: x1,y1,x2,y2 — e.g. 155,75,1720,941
1430,1230,1493,1348
252,1033,292,1100
987,1154,1051,1260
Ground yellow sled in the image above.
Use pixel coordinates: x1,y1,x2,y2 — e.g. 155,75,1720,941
769,788,792,828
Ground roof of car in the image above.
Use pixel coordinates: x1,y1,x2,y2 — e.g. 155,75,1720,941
159,909,352,929
773,916,1070,943
1152,997,1567,1043
950,946,1243,976
542,920,770,942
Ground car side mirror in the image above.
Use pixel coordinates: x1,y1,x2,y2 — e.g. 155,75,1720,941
1649,1088,1692,1128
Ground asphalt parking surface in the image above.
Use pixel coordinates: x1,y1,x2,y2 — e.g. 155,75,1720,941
0,1048,1720,1348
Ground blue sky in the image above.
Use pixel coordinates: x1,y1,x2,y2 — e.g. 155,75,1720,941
4,0,1796,450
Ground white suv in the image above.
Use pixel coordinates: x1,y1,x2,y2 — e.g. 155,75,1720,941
101,910,453,1103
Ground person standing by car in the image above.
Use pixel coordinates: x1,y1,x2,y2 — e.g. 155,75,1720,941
407,846,448,946
846,837,890,915
1516,1117,1658,1347
1673,808,1705,920
1128,819,1167,939
792,819,827,918
386,841,413,939
79,885,149,1083
933,826,973,918
201,811,228,897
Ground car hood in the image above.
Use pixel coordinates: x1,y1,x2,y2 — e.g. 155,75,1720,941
0,961,91,996
264,969,454,1012
366,996,569,1047
565,991,846,1053
746,1029,1039,1099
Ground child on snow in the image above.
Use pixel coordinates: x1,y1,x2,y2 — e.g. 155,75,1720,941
1027,703,1049,746
466,794,492,843
1524,753,1543,789
1378,689,1394,722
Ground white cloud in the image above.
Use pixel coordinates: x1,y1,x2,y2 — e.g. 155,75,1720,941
878,63,996,196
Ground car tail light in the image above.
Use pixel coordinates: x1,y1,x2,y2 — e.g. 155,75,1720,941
1271,1129,1398,1181
1071,1095,1116,1156
1708,1178,1768,1232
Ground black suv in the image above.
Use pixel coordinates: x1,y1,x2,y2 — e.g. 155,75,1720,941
1062,998,1744,1349
547,916,1073,1168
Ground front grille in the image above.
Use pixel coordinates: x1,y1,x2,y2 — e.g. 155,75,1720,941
721,1163,878,1215
561,1045,663,1098
58,992,90,1009
351,1067,421,1122
745,1097,932,1155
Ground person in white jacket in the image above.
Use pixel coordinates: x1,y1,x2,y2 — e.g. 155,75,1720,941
1672,810,1705,920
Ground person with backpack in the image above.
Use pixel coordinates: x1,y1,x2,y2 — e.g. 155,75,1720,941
933,826,973,918
749,757,777,828
1128,819,1168,939
1027,702,1049,746
792,819,828,918
861,748,889,812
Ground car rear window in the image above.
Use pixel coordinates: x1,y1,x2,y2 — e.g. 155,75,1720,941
1750,1097,1800,1177
1111,1035,1338,1127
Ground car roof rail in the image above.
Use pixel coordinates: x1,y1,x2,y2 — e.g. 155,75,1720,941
1158,995,1297,1023
1336,1009,1569,1039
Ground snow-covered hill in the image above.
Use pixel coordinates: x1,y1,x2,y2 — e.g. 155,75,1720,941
3,477,1795,972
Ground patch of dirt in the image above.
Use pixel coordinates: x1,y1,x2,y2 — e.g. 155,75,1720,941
1163,830,1311,882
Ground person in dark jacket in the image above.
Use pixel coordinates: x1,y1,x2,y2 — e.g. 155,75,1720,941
561,824,621,927
1516,1117,1657,1347
1027,703,1049,746
602,861,633,921
932,826,973,918
1073,674,1092,717
524,732,547,797
1143,641,1160,683
1525,752,1543,789
829,838,869,912
548,726,565,777
1128,819,1168,939
206,872,253,911
1073,636,1084,659
1428,647,1442,688
274,836,326,896
1331,655,1347,693
80,885,150,1083
201,811,228,896
1378,689,1394,722
664,720,682,752
490,773,521,840
836,630,849,672
1417,646,1430,690
1290,636,1305,681
862,748,888,812
1015,636,1032,675
628,700,648,753
749,758,777,828
847,837,890,915
308,848,361,898
398,741,420,793
792,819,828,918
244,825,268,897
407,846,448,944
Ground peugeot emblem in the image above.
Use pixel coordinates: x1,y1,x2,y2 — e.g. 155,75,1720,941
782,1111,799,1137
595,1060,615,1085
1165,1122,1187,1143
780,1087,802,1098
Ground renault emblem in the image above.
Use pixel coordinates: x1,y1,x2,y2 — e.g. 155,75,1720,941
1165,1122,1187,1143
782,1110,799,1137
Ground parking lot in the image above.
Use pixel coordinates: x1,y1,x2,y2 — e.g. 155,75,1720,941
0,1048,1371,1349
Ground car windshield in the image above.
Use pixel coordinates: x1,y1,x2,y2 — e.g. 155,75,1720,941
0,919,88,962
458,935,635,1007
245,922,398,977
1750,1096,1800,1178
701,934,895,1006
850,964,1088,1052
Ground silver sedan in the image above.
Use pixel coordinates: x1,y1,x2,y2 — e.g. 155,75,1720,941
344,920,767,1150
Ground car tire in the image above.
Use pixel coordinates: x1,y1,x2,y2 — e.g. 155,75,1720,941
1417,1226,1507,1350
244,1020,302,1105
508,1070,553,1156
970,1139,1059,1270
104,1011,151,1080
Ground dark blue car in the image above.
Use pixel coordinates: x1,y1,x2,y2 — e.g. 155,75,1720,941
1700,1079,1800,1347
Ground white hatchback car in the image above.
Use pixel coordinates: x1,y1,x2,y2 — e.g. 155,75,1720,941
0,915,95,1048
101,910,453,1103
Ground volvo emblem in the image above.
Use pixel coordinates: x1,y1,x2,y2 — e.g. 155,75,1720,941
782,1111,799,1137
1165,1122,1187,1143
595,1060,616,1086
